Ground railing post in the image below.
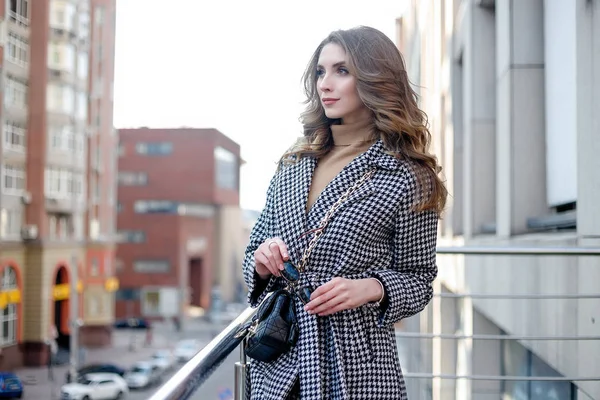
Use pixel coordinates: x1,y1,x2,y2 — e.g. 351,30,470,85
234,338,248,400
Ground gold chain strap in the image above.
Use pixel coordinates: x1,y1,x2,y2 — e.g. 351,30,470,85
297,168,376,273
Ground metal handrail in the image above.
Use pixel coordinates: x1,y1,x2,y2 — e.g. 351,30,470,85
436,246,600,256
147,306,257,400
149,246,600,400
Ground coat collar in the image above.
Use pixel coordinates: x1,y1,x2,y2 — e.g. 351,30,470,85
363,139,403,171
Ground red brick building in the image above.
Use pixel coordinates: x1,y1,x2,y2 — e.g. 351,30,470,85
0,0,118,368
116,128,244,321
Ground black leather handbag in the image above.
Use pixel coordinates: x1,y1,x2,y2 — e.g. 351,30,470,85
243,289,298,362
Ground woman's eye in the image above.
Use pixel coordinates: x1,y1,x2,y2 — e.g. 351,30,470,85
338,68,349,75
316,69,325,77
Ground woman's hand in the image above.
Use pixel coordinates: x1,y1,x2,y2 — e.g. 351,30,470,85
304,278,383,316
254,237,289,279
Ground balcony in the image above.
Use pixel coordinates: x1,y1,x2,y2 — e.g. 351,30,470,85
125,245,600,400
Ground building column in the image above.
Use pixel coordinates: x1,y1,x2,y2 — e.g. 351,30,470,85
462,2,496,238
576,0,600,398
495,0,547,237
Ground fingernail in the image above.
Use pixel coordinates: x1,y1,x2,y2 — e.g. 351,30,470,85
279,264,284,270
283,253,288,259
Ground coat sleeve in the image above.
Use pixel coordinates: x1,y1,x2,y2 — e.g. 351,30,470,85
366,173,439,328
242,170,284,307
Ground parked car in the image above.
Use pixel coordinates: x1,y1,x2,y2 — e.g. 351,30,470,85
65,363,126,383
173,339,201,363
0,372,23,399
123,361,162,390
113,318,150,330
60,372,128,400
150,350,175,372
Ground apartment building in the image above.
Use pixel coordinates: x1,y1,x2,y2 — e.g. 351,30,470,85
397,0,599,399
0,0,118,368
115,128,245,323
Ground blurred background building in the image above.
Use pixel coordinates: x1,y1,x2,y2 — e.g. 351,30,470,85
0,0,119,368
115,128,245,323
397,0,599,399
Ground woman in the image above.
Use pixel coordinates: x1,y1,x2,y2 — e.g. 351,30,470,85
243,26,447,399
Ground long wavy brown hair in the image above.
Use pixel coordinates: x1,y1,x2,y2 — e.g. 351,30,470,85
281,26,447,214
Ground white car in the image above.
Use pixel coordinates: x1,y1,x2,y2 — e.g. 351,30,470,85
123,361,162,389
173,339,201,362
150,349,175,372
60,372,128,400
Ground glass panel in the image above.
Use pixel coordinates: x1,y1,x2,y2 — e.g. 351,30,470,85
530,353,574,400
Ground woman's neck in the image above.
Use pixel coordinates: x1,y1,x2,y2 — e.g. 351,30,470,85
330,112,375,146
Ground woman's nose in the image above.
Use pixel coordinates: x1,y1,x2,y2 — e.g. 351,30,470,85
318,74,332,92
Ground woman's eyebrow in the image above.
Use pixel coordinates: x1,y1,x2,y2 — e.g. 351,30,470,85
316,61,347,69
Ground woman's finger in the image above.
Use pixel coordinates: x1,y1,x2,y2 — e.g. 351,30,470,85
255,251,280,277
314,296,346,316
305,284,339,312
267,238,285,271
318,300,350,316
273,238,289,261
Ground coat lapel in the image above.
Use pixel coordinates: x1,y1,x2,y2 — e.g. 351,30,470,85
306,140,401,229
276,156,316,260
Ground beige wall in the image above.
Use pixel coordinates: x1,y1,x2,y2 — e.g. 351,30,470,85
214,205,244,302
399,0,600,398
22,246,87,342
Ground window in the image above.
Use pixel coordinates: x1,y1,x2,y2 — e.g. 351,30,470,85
214,146,238,190
48,215,57,239
4,77,27,108
141,290,160,316
0,209,22,239
7,33,28,66
116,230,146,243
78,10,90,41
45,167,84,199
117,143,125,157
133,260,169,273
0,266,18,346
3,122,26,152
104,254,112,275
77,52,88,80
94,5,105,26
134,200,175,214
117,172,147,186
501,335,575,399
73,214,83,240
46,83,75,114
47,43,76,73
76,91,87,121
87,294,102,316
133,200,215,217
1,165,25,194
49,0,75,31
9,0,29,26
49,127,84,158
90,258,99,276
58,216,68,239
135,142,173,155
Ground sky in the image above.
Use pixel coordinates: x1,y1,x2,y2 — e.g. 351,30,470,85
113,0,408,211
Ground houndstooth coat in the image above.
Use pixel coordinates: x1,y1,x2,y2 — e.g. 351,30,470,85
242,139,439,400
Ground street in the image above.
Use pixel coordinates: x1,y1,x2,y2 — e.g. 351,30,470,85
16,317,240,400
126,350,239,400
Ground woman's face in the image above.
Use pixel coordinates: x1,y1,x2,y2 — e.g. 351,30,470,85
316,43,368,124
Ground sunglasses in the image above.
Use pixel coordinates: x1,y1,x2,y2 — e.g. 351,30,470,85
281,260,314,305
